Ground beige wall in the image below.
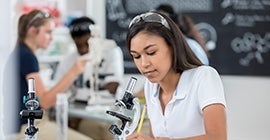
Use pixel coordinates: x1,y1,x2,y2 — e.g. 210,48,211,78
222,75,270,140
0,0,15,138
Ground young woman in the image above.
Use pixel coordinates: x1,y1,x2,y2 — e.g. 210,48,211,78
126,11,227,140
3,9,89,134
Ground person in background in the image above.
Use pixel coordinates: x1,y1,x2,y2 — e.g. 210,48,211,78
156,3,209,65
126,11,227,140
54,16,124,95
54,16,124,140
3,9,91,140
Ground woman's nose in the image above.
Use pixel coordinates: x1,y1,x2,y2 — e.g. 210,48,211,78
141,56,150,67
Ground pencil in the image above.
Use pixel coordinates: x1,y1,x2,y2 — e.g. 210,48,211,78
137,104,147,133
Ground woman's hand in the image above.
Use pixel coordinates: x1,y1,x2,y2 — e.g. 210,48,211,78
126,132,154,140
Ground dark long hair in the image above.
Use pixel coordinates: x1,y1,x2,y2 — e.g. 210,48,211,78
126,11,202,73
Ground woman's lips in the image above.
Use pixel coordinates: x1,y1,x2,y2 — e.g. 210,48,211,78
143,70,156,76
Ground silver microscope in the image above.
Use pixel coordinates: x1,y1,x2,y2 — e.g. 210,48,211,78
106,77,141,140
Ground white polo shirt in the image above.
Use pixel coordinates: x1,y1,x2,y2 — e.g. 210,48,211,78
144,66,226,138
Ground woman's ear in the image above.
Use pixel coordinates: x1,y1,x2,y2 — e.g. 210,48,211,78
27,26,38,36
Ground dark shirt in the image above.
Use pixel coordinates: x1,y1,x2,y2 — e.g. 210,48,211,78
3,43,39,134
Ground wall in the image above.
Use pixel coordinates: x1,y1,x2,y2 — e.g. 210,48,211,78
105,0,270,74
222,75,270,140
0,0,16,138
86,0,106,38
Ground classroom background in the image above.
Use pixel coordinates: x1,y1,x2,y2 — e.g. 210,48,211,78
0,0,270,139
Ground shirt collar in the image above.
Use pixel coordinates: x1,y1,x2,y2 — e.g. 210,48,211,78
151,72,188,103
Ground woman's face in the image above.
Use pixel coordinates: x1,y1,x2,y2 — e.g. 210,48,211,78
130,31,173,83
74,34,91,55
35,19,55,49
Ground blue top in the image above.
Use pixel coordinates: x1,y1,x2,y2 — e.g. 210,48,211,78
3,43,39,134
185,36,209,65
19,43,39,99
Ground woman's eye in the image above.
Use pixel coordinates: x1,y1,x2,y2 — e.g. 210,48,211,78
130,53,140,59
147,51,156,55
132,55,140,59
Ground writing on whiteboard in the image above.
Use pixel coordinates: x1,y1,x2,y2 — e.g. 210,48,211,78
231,32,270,66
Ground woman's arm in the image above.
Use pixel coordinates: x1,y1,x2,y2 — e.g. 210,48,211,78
174,104,227,140
26,59,89,109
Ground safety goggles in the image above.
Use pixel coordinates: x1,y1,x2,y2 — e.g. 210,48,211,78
128,12,170,30
27,10,51,29
68,22,95,33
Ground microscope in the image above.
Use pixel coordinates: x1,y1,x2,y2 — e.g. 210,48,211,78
106,77,141,140
20,78,43,140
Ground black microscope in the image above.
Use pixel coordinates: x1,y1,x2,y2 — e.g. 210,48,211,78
20,78,43,140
